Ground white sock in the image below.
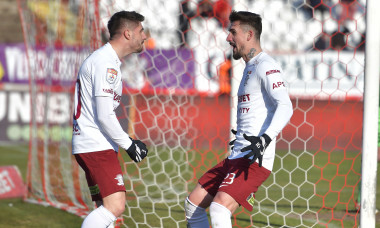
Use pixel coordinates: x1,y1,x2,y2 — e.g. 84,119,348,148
185,197,210,228
210,202,232,228
82,205,116,228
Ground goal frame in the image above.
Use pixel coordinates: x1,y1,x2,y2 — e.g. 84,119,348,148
360,0,380,226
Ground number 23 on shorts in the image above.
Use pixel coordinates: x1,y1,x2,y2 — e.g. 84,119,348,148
220,173,236,188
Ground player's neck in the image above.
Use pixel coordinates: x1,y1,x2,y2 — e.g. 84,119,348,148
109,40,133,60
243,47,262,63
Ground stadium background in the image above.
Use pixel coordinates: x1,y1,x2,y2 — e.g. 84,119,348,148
0,0,374,227
0,0,364,153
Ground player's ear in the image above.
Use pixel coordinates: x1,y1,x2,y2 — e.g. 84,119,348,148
123,29,131,40
247,30,254,41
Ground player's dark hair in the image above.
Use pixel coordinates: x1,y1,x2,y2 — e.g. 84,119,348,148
107,11,145,39
229,11,262,40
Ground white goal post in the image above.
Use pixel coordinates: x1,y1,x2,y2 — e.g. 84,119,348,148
360,0,380,226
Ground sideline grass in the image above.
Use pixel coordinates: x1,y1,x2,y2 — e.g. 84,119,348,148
0,144,82,228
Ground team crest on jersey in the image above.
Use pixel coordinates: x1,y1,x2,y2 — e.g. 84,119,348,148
106,68,118,84
244,71,252,86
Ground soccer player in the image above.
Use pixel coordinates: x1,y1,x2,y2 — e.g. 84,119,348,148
184,11,293,227
72,11,148,228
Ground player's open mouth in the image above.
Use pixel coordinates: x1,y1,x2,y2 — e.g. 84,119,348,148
230,42,237,50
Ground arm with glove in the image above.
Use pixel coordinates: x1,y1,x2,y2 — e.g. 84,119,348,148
96,96,148,162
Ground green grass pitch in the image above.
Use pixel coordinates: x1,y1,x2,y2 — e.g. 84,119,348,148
0,144,379,227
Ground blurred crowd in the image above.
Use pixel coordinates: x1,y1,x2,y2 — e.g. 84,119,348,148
11,0,366,53
176,0,365,52
294,0,365,51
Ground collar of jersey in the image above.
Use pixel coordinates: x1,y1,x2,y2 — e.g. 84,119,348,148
247,51,264,66
105,42,122,67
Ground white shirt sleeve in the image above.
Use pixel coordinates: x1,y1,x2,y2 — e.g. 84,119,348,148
93,63,116,98
260,61,293,139
95,96,132,150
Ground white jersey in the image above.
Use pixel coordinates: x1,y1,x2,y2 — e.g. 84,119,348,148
229,52,293,171
72,43,123,154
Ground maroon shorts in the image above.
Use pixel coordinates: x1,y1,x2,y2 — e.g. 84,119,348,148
74,149,125,201
198,157,271,211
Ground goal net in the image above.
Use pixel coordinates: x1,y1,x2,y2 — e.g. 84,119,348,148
18,0,366,227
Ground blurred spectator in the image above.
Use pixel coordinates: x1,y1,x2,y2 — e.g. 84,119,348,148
314,27,349,51
218,57,231,94
198,0,214,17
332,0,360,22
183,0,232,93
314,33,329,51
178,0,196,46
213,0,231,28
294,0,332,20
178,0,231,46
295,0,363,22
177,0,215,47
331,26,349,51
330,31,346,51
331,0,365,51
357,33,365,51
305,0,365,52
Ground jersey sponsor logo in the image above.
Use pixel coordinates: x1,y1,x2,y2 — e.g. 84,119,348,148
239,107,250,113
103,88,113,94
266,69,280,76
113,92,121,103
106,68,118,84
246,193,255,206
114,174,124,186
272,81,285,89
238,94,250,103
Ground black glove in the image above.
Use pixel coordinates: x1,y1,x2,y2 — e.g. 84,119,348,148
241,133,271,166
229,129,237,150
126,139,148,163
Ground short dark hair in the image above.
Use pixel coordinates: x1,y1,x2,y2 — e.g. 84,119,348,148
107,11,145,39
229,11,262,40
